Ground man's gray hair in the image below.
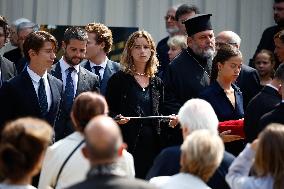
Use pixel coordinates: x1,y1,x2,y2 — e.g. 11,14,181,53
12,18,31,27
17,21,39,33
178,98,219,135
226,31,241,46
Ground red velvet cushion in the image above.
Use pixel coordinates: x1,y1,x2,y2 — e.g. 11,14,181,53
218,119,245,138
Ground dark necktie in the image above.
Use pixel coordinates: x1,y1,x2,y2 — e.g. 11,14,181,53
93,66,102,82
64,67,75,112
38,78,48,116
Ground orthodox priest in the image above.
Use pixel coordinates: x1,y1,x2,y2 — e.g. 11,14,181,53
163,14,215,115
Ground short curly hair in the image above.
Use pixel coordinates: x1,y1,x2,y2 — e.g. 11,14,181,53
85,23,113,54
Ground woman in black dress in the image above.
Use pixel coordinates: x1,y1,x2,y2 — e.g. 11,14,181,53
106,30,172,178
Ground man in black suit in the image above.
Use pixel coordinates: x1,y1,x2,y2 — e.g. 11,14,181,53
50,26,100,141
3,17,30,64
0,31,62,131
258,64,284,132
0,16,17,86
67,115,156,189
215,31,261,108
146,99,234,189
81,23,120,95
5,21,38,73
244,64,283,143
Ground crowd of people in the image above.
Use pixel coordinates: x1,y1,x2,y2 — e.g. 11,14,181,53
0,0,284,189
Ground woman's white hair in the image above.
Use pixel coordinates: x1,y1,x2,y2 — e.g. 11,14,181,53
178,98,219,135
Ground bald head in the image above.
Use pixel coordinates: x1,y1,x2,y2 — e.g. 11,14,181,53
216,31,241,49
84,115,123,164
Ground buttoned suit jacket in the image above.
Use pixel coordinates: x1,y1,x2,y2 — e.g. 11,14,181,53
0,56,17,83
50,62,100,141
244,86,281,142
0,69,62,131
81,59,120,95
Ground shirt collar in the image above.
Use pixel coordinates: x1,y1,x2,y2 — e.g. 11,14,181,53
27,66,48,83
89,57,108,69
59,57,80,73
266,83,279,91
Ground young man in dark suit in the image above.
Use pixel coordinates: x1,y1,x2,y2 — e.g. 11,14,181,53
50,26,100,141
81,23,120,95
0,31,62,131
258,64,284,132
67,116,156,189
244,64,283,143
0,15,17,87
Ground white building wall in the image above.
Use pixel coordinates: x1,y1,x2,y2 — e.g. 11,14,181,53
0,0,274,63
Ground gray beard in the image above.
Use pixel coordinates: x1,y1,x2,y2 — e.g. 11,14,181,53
167,27,179,35
192,45,215,60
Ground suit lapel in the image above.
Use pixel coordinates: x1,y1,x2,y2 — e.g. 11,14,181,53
47,74,61,113
51,63,63,81
85,60,92,72
76,66,87,97
100,61,112,93
22,70,41,114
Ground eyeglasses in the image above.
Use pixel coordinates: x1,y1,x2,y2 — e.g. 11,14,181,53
164,15,175,21
215,42,238,47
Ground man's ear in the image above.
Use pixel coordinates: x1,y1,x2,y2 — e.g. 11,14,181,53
187,36,193,48
62,41,66,49
182,127,190,140
217,62,223,71
117,143,127,157
82,146,90,160
28,49,36,58
100,41,106,49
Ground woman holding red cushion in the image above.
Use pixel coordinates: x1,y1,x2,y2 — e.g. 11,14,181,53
199,44,244,155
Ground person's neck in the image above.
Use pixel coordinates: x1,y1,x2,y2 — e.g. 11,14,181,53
90,53,107,65
260,75,272,86
29,62,47,77
216,77,232,90
4,176,32,186
133,63,146,74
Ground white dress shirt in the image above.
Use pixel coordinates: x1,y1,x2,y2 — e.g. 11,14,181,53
59,57,80,95
150,173,211,189
27,66,51,111
89,57,108,80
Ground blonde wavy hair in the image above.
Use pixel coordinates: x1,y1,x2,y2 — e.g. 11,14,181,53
120,30,159,78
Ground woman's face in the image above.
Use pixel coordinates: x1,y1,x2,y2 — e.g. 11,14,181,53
218,55,242,82
131,37,152,66
168,45,182,61
254,52,274,77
